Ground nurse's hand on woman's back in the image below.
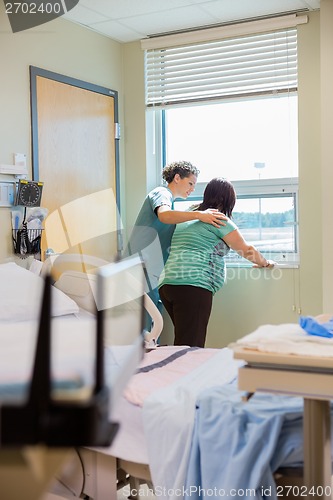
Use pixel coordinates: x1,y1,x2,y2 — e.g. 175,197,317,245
197,208,228,227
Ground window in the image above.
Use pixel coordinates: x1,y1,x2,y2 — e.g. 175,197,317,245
166,97,299,265
222,180,298,265
144,22,301,266
174,179,298,265
164,96,298,182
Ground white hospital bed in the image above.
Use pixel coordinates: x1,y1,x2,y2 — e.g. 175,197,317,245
50,345,240,500
0,256,238,499
55,323,333,499
1,259,332,500
52,344,332,500
0,256,151,500
37,256,239,499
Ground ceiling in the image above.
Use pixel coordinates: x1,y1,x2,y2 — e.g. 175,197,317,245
63,0,320,43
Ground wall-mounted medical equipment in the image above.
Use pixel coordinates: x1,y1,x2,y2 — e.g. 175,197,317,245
0,181,15,207
0,153,28,177
0,154,28,207
15,179,43,207
12,180,46,258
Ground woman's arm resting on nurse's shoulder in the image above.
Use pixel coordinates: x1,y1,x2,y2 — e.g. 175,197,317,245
222,229,276,268
157,206,227,227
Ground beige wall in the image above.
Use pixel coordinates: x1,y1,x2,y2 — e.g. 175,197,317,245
320,0,333,311
0,2,124,262
122,11,325,347
297,12,322,318
121,42,147,241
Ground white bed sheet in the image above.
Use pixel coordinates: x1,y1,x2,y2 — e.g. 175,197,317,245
142,347,242,499
90,346,242,486
101,395,149,464
0,309,96,397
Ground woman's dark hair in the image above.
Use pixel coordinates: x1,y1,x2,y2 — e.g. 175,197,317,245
197,177,236,217
162,161,200,183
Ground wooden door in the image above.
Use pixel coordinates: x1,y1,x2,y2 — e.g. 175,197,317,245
30,66,121,267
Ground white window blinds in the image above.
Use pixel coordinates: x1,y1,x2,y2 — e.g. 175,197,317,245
145,28,297,107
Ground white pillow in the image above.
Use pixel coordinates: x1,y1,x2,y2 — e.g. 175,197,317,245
0,262,79,321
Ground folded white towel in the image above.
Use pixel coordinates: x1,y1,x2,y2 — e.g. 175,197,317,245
236,323,333,357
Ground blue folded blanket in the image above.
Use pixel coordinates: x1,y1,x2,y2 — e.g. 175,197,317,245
299,316,333,338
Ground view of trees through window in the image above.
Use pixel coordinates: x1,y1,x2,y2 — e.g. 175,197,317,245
175,194,297,262
231,196,296,257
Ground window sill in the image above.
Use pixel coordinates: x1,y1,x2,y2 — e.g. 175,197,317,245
226,262,299,269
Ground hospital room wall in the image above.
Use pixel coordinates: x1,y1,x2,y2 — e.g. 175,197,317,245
320,0,333,312
121,11,325,347
0,4,126,263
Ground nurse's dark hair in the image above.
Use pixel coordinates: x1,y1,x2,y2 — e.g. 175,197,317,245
197,177,236,218
162,161,199,183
